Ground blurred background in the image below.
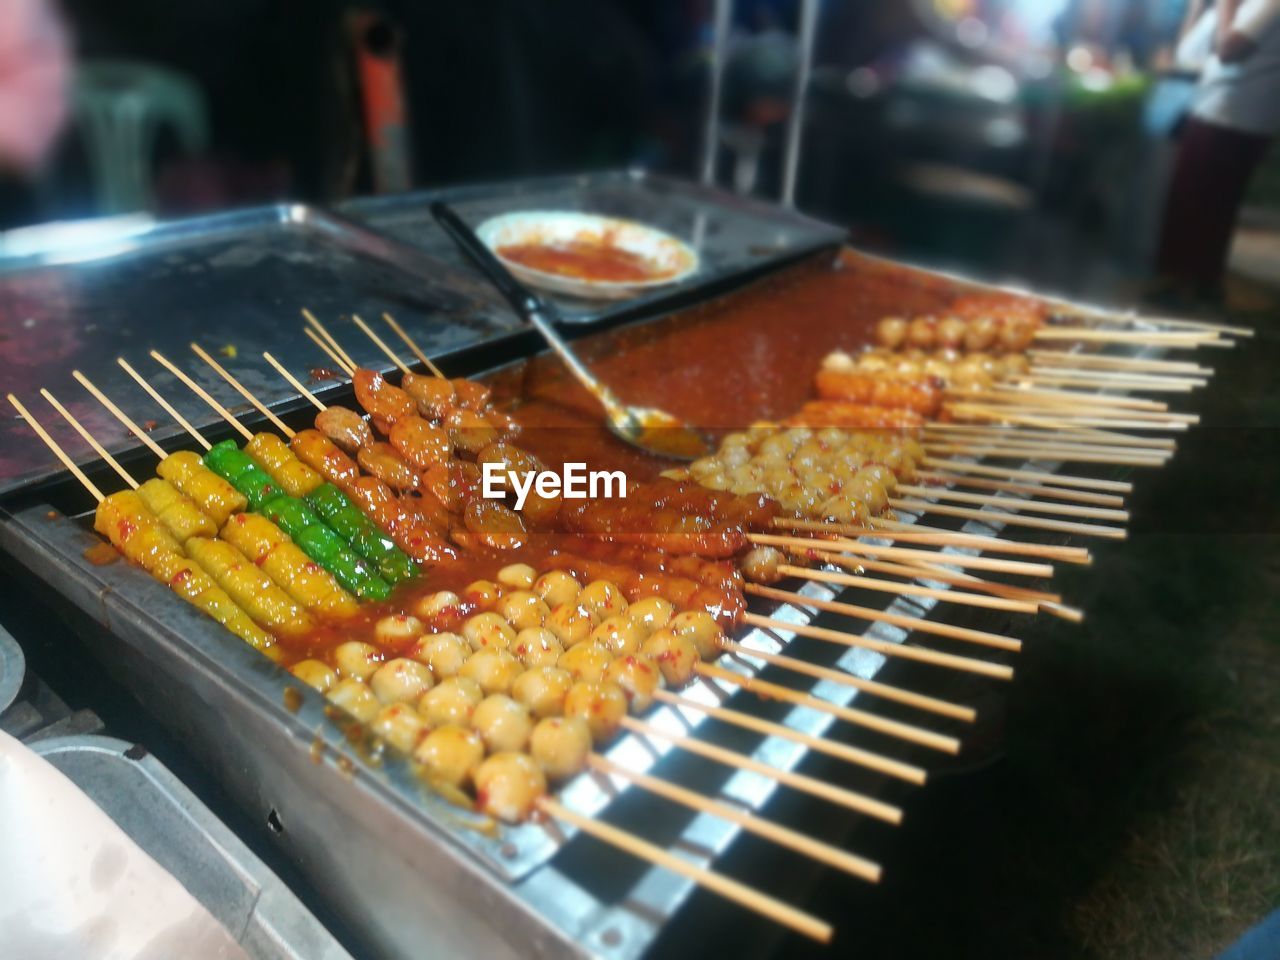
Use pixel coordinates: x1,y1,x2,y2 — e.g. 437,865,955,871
4,0,1280,307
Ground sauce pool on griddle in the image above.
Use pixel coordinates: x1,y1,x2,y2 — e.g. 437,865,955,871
497,240,668,283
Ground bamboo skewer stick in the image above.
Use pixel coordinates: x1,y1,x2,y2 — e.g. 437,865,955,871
745,581,1024,652
587,755,883,882
538,797,834,942
947,386,1170,412
264,352,328,412
191,343,294,437
40,389,137,489
743,612,1014,680
939,411,1184,443
1027,350,1213,375
1032,327,1221,346
1054,305,1250,337
73,371,169,460
918,457,1130,493
652,688,927,785
302,309,359,372
619,716,904,821
812,549,1059,602
305,328,355,377
769,560,1037,613
748,532,1053,577
926,423,1175,452
8,395,104,501
117,358,212,450
1022,367,1208,389
925,442,1169,467
150,352,254,442
895,484,1129,521
352,314,412,375
383,312,446,378
720,641,975,720
946,401,1196,427
916,470,1125,506
890,498,1127,539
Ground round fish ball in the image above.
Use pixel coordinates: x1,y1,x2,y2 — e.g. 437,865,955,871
414,724,484,789
461,611,516,651
418,676,483,727
557,643,614,683
497,590,550,631
533,570,581,609
374,614,424,648
530,716,592,781
370,657,435,704
563,681,628,744
290,659,336,692
627,596,674,637
667,611,724,661
326,677,380,724
590,615,645,655
473,752,547,823
371,703,427,754
511,666,573,718
640,630,698,687
459,647,522,695
414,590,462,623
876,316,908,349
604,655,661,712
471,694,533,753
546,602,597,647
462,579,502,609
577,580,627,620
407,632,468,678
512,627,563,668
333,641,382,681
496,562,537,590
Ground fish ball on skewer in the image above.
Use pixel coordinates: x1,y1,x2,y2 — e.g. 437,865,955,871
558,643,613,683
291,659,337,692
529,716,592,781
512,627,564,668
371,703,427,754
333,641,382,681
474,752,547,823
563,680,628,744
511,665,574,718
419,676,483,726
370,657,435,704
326,677,380,724
604,654,661,712
414,725,485,789
471,694,534,753
407,632,468,678
459,647,522,695
462,611,516,651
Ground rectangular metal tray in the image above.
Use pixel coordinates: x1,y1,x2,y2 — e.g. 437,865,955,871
339,169,848,325
0,203,519,497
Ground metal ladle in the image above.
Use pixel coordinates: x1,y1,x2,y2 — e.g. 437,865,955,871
431,202,713,461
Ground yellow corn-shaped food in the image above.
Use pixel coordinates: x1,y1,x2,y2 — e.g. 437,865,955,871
137,477,217,542
186,536,312,638
221,513,357,618
151,552,280,659
157,451,247,525
94,490,182,561
247,433,323,497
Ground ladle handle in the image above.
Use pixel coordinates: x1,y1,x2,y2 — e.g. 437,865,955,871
431,202,629,421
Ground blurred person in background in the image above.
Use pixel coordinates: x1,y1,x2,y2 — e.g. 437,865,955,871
1155,0,1280,300
0,0,70,224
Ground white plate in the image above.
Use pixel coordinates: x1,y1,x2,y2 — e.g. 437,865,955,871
475,211,699,301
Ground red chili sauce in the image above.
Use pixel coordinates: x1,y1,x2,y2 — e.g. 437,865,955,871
497,239,667,283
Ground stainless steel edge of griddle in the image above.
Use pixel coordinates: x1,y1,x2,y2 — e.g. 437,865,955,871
31,733,353,960
0,622,25,717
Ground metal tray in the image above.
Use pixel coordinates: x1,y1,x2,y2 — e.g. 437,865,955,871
339,169,848,325
31,735,351,960
0,203,519,497
0,623,24,717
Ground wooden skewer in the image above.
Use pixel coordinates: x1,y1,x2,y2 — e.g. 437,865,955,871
926,423,1174,452
746,581,1024,652
699,662,965,754
946,386,1170,412
749,531,1053,577
587,755,882,882
73,371,169,460
946,401,1196,428
743,612,1014,680
918,457,1130,493
1014,373,1202,392
383,312,446,378
772,559,1036,613
40,389,137,489
1032,327,1221,346
890,498,1127,539
150,351,253,442
8,394,104,501
264,352,328,412
895,484,1129,521
352,313,411,375
619,716,904,821
1027,350,1213,375
925,442,1169,467
940,410,1184,443
652,688,927,785
117,358,212,450
917,470,1126,506
191,343,294,438
305,327,355,377
538,797,833,942
720,641,975,720
302,309,359,372
773,516,1093,564
1056,305,1251,337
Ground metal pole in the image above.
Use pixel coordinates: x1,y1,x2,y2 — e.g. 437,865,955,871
781,0,819,207
700,0,733,185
